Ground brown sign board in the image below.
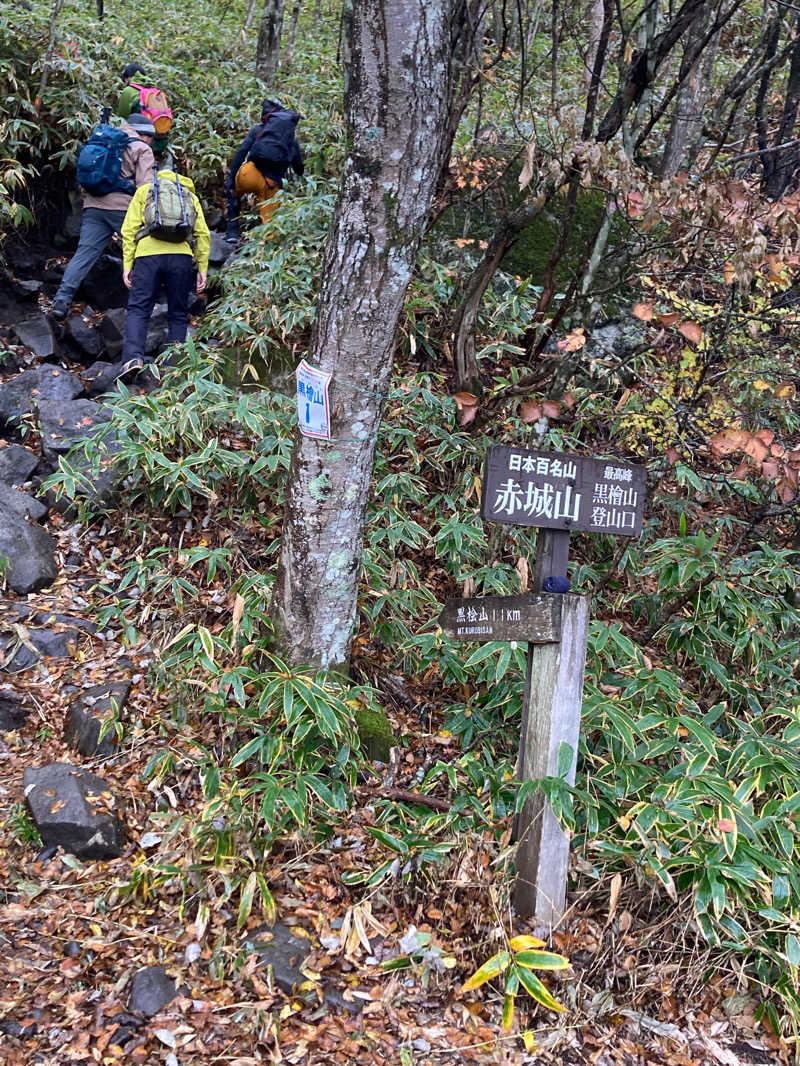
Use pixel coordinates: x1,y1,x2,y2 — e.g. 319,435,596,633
481,447,646,537
438,593,564,643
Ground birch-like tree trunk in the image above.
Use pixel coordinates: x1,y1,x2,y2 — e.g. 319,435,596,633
255,0,286,85
282,0,303,70
661,7,714,177
270,0,455,668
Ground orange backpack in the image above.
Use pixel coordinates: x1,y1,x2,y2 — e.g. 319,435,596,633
130,82,172,134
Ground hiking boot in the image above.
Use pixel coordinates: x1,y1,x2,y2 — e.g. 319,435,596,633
224,223,240,244
118,357,145,379
50,299,70,321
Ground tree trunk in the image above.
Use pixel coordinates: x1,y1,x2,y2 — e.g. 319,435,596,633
660,5,712,176
244,0,259,31
255,0,286,85
38,0,66,98
282,0,303,70
270,0,455,669
451,188,556,392
596,0,710,143
765,18,800,198
582,0,605,95
434,0,486,197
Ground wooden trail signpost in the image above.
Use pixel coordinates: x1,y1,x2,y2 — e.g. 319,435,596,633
439,446,646,925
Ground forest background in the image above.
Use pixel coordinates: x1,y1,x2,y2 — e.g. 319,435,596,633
1,0,800,1061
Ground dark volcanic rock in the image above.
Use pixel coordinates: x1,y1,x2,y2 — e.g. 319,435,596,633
77,254,128,311
99,307,127,359
0,688,29,731
24,763,126,859
64,680,130,757
11,278,43,300
0,366,83,425
0,623,82,673
208,232,235,266
145,304,168,356
0,512,57,594
82,361,120,396
128,966,176,1017
0,483,47,521
251,923,312,994
65,314,105,361
0,444,38,486
250,923,364,1014
13,314,56,359
37,398,111,459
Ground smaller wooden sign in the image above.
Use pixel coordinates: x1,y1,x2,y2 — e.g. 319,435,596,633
438,593,563,644
482,446,646,537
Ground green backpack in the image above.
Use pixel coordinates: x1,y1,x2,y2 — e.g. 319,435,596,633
137,167,196,243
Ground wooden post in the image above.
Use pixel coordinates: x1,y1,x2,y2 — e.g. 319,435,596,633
514,529,589,925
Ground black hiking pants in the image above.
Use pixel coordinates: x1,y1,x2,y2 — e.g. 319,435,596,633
123,253,194,361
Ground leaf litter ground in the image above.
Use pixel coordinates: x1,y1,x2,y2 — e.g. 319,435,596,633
0,508,783,1066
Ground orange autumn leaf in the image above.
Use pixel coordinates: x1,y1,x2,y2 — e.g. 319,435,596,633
718,818,736,834
755,428,775,447
557,328,586,352
722,262,735,285
632,302,654,322
760,459,780,480
710,428,748,457
520,401,543,424
678,320,703,344
658,312,681,328
744,436,768,463
665,446,680,466
541,401,561,419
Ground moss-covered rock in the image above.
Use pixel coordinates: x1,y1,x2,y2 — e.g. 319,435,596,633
355,707,396,762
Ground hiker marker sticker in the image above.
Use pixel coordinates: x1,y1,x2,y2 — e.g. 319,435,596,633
296,359,332,440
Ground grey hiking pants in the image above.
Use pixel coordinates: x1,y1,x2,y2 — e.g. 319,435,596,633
54,207,127,305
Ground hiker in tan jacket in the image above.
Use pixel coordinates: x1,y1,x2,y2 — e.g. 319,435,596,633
51,113,155,320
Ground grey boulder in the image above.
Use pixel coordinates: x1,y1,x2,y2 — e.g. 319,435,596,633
145,304,168,356
64,680,130,757
128,966,176,1017
99,308,127,359
0,366,83,425
0,444,38,486
0,483,48,522
24,763,126,859
208,232,235,266
65,314,105,361
12,315,56,359
37,398,111,459
0,688,29,731
0,512,57,594
82,361,121,396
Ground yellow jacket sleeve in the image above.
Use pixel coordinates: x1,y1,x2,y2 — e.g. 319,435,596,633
121,185,147,271
191,192,211,276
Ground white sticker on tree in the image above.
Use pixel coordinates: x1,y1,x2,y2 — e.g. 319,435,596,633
296,359,332,440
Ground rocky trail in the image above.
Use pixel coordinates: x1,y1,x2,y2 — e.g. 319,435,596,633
0,226,783,1065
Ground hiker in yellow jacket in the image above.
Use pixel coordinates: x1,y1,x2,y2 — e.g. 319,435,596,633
119,168,210,376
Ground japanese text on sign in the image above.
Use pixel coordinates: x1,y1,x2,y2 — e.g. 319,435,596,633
438,593,563,644
481,447,646,536
296,359,332,440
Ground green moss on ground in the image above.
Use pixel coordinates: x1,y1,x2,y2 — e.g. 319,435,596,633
355,707,396,762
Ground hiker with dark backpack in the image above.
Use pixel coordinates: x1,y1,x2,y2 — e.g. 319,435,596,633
225,98,304,242
50,111,155,321
118,165,210,377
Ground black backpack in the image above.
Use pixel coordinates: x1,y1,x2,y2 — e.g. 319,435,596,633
247,110,294,171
